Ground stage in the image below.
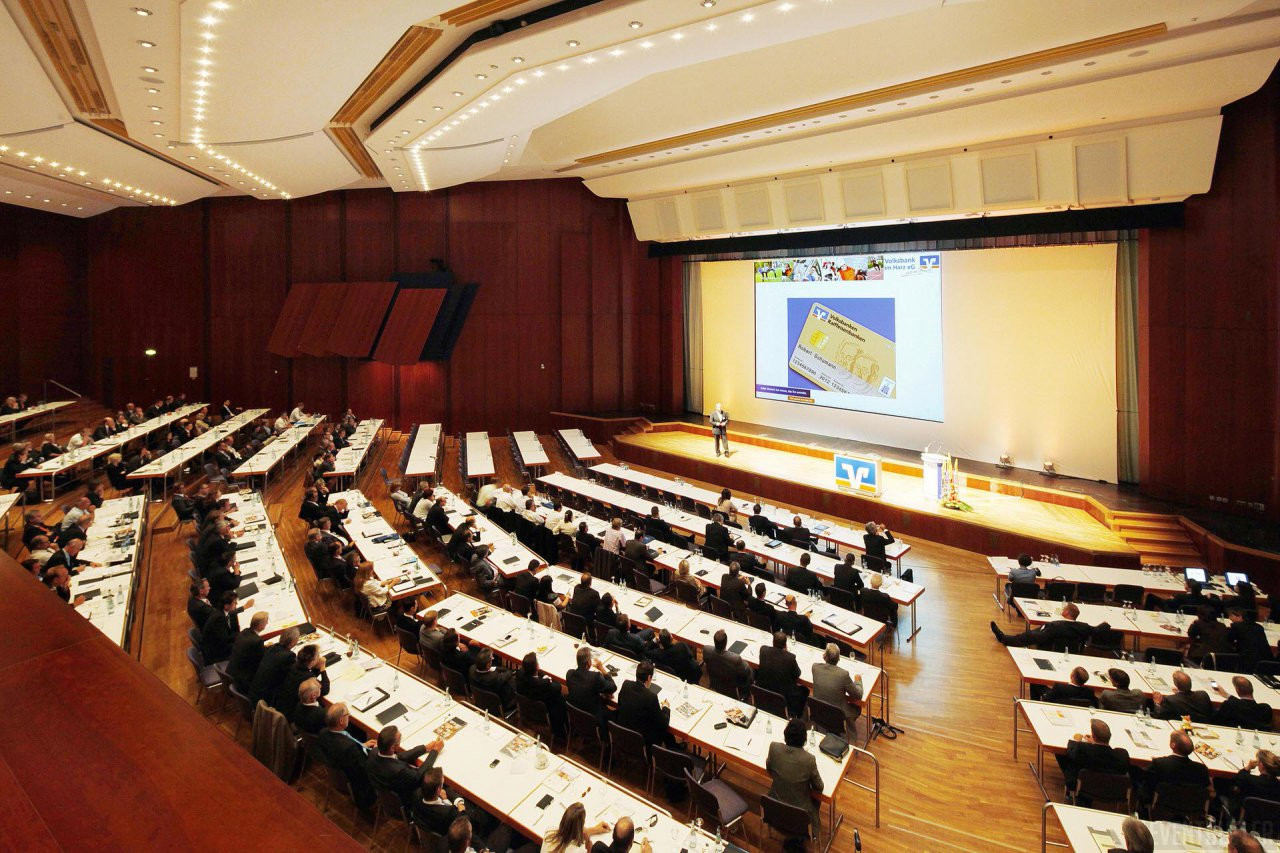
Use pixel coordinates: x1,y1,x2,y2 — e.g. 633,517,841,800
612,422,1143,567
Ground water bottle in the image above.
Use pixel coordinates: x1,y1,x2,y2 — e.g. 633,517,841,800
393,672,401,693
444,687,452,709
1253,730,1262,748
483,708,491,735
765,716,772,735
683,680,689,701
105,588,115,614
1237,726,1244,745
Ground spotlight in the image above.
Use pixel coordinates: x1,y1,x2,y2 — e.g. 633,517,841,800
996,453,1013,469
1041,460,1058,477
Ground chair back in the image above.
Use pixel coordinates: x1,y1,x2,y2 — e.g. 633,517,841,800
374,784,407,823
187,626,203,649
1257,660,1280,679
515,693,551,730
708,595,733,618
673,581,702,606
760,794,812,840
1206,652,1246,674
745,608,773,632
419,644,442,680
325,763,355,801
396,628,420,659
560,610,588,639
1111,584,1144,607
652,745,697,791
593,549,621,583
750,684,788,718
470,685,507,717
1242,797,1280,839
566,701,602,745
185,645,207,674
1076,582,1107,604
707,668,744,701
825,586,856,611
1145,647,1185,667
1043,581,1075,602
1151,782,1210,823
1075,769,1132,812
606,720,650,765
807,695,848,737
1008,581,1041,602
441,665,469,698
507,591,532,618
535,600,562,630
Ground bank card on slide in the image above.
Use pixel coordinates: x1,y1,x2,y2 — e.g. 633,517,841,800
788,302,896,398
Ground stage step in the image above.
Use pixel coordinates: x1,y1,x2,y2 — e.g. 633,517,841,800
1113,520,1185,535
1120,529,1196,546
1140,546,1205,564
1108,510,1203,567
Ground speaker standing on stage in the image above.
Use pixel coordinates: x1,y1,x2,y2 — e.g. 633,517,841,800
710,403,730,457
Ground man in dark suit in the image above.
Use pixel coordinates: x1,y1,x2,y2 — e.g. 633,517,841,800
366,725,444,807
862,521,895,572
567,573,602,624
731,540,768,580
274,644,330,718
605,613,651,659
410,767,507,848
591,818,645,853
425,496,452,538
468,648,517,713
709,403,729,456
515,652,568,740
1141,731,1210,803
781,516,812,551
644,507,678,546
1212,676,1274,730
320,498,351,540
291,678,328,735
1054,719,1131,800
785,553,823,595
576,522,602,556
616,661,675,748
766,719,823,834
225,611,268,692
757,631,809,717
702,629,753,699
702,514,731,561
777,595,817,644
747,582,778,630
1151,670,1213,723
317,703,377,808
201,591,240,663
719,564,751,615
833,553,865,601
187,578,216,628
1040,666,1098,707
1227,609,1274,671
647,629,701,683
196,522,237,576
143,399,164,419
991,603,1106,652
298,488,323,525
508,563,540,602
250,628,300,705
566,645,616,732
748,504,777,539
622,527,650,566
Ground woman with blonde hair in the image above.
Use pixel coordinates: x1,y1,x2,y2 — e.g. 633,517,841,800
355,561,395,611
540,802,609,853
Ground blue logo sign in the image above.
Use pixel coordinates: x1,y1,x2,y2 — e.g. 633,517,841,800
919,254,940,270
834,454,880,494
811,305,829,321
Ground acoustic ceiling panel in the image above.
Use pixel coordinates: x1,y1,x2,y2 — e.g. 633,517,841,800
733,185,772,228
329,281,398,358
266,282,322,357
691,191,726,233
1075,138,1129,205
296,282,349,356
906,162,954,211
372,288,447,365
980,151,1039,205
783,178,825,224
839,170,886,218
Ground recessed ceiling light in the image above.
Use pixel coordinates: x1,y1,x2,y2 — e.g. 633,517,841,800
132,7,152,15
142,65,157,73
778,2,794,11
701,0,716,6
152,132,163,137
452,91,463,97
433,105,443,110
512,56,524,63
740,12,754,23
416,119,425,123
475,73,487,79
148,105,161,111
187,155,196,160
639,41,653,50
151,119,162,125
629,21,643,29
1000,78,1012,83
671,32,684,40
1083,61,1097,67
566,39,579,47
705,22,718,31
1040,70,1052,75
138,40,156,48
963,86,974,91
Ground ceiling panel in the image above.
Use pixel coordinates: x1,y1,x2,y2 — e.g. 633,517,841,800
0,2,74,133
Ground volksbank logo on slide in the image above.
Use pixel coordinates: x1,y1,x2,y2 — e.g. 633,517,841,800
811,305,829,321
919,254,940,269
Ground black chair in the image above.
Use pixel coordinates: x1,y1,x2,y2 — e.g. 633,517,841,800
1242,797,1280,839
606,721,652,790
672,582,703,607
560,610,588,640
707,595,734,618
1150,782,1210,824
1076,582,1107,604
573,540,594,572
760,794,813,847
750,684,788,719
1074,769,1132,812
371,783,408,839
632,567,668,597
688,768,750,844
1112,584,1144,608
1043,581,1076,603
419,645,442,684
471,684,515,720
708,669,747,701
322,763,361,826
515,693,555,745
745,608,773,632
507,591,532,618
807,695,850,739
441,665,469,699
1255,660,1280,679
395,628,422,670
566,701,606,767
1082,628,1125,658
1006,581,1041,612
825,586,856,611
594,549,621,584
1206,652,1247,674
1145,647,1186,667
651,745,706,802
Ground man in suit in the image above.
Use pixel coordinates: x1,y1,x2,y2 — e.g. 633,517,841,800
508,562,540,602
833,553,865,602
702,513,731,561
366,725,445,807
605,613,651,659
196,522,237,576
1141,731,1209,803
425,496,452,538
1227,609,1274,671
644,507,677,546
317,703,377,808
225,611,268,692
709,403,730,457
785,553,823,596
143,399,164,419
250,628,300,705
1041,666,1098,707
766,719,823,834
201,591,240,663
186,578,215,628
1098,668,1147,713
617,660,676,749
862,521,895,572
623,526,650,565
777,595,817,645
411,768,508,849
702,629,753,699
1151,670,1213,723
1212,676,1273,730
731,540,767,580
298,488,323,525
719,564,751,615
811,643,863,738
781,516,813,551
44,538,94,577
292,678,327,734
758,631,809,717
576,521,602,557
647,629,701,684
1054,719,1131,800
515,652,568,741
747,582,778,630
991,603,1105,652
566,645,616,732
748,504,778,539
568,573,602,625
468,648,517,714
591,817,651,853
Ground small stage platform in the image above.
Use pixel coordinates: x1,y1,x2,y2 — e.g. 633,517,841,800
612,422,1141,568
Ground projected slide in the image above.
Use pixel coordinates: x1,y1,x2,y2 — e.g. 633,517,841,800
754,253,944,421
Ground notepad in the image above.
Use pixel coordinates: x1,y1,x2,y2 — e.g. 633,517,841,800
728,640,748,655
724,727,754,752
645,607,664,622
353,687,389,712
1032,657,1056,672
237,583,258,598
375,702,407,725
503,555,520,565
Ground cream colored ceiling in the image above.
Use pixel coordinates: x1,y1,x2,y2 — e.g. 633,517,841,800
0,0,1276,221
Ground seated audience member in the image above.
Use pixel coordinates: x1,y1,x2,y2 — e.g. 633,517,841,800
225,611,269,692
1227,830,1265,853
833,552,865,600
1187,604,1232,664
591,816,652,853
757,631,808,717
468,648,517,713
1163,579,1216,615
777,594,817,643
643,506,675,545
1228,608,1274,671
0,396,18,415
748,503,777,538
201,591,241,663
622,525,649,565
542,802,610,853
604,613,651,659
440,627,479,677
1098,668,1146,713
22,511,56,548
1,446,36,498
566,645,616,731
39,433,63,459
1223,749,1280,823
186,578,216,628
701,513,731,561
671,559,705,601
274,644,330,719
863,520,895,572
1212,675,1273,730
292,678,327,734
515,652,567,740
418,610,445,653
719,563,751,615
316,703,377,808
1108,817,1154,853
1040,666,1098,707
732,540,767,579
66,427,92,451
366,725,444,806
766,718,823,834
1054,718,1131,801
289,402,309,421
859,572,898,625
356,562,396,611
746,581,777,629
601,517,627,555
810,643,863,738
567,573,602,625
781,515,812,550
991,603,1107,651
412,769,511,851
43,565,84,607
535,573,565,608
85,480,107,508
616,660,675,749
251,628,300,705
26,534,57,570
647,628,701,683
1151,670,1213,723
785,552,822,595
43,537,95,576
1140,731,1209,803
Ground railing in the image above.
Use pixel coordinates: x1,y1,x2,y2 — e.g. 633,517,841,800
845,742,881,828
1040,801,1069,852
43,379,84,401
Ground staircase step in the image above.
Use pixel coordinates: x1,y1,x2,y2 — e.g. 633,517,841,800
1119,530,1196,546
1140,547,1204,563
1113,518,1185,532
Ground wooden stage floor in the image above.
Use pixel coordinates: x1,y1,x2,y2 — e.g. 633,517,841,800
618,427,1134,559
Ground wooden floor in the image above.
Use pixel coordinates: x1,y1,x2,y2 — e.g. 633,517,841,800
623,428,1133,556
4,415,1073,852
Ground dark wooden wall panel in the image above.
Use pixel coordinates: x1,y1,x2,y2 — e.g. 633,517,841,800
590,214,622,412
348,359,397,423
331,281,397,357
372,289,446,365
266,281,320,357
297,283,348,356
397,361,447,430
345,190,394,281
559,233,592,414
289,194,342,283
395,192,447,272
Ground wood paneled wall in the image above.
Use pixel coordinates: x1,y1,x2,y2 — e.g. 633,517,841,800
1139,68,1280,521
66,180,683,433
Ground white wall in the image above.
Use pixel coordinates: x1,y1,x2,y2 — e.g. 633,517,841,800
699,244,1119,481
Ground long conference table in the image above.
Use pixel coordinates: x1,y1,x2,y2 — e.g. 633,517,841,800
512,431,549,472
432,486,544,578
465,432,496,480
0,399,73,439
402,423,443,481
331,489,444,602
1012,598,1280,653
303,623,716,851
540,471,926,640
128,408,269,498
326,419,384,489
0,491,21,546
592,462,913,572
69,494,147,649
1044,802,1280,853
558,429,601,464
19,402,207,501
426,591,872,835
222,492,309,637
232,416,324,489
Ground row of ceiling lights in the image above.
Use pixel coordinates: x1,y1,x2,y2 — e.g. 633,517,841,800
0,144,175,205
